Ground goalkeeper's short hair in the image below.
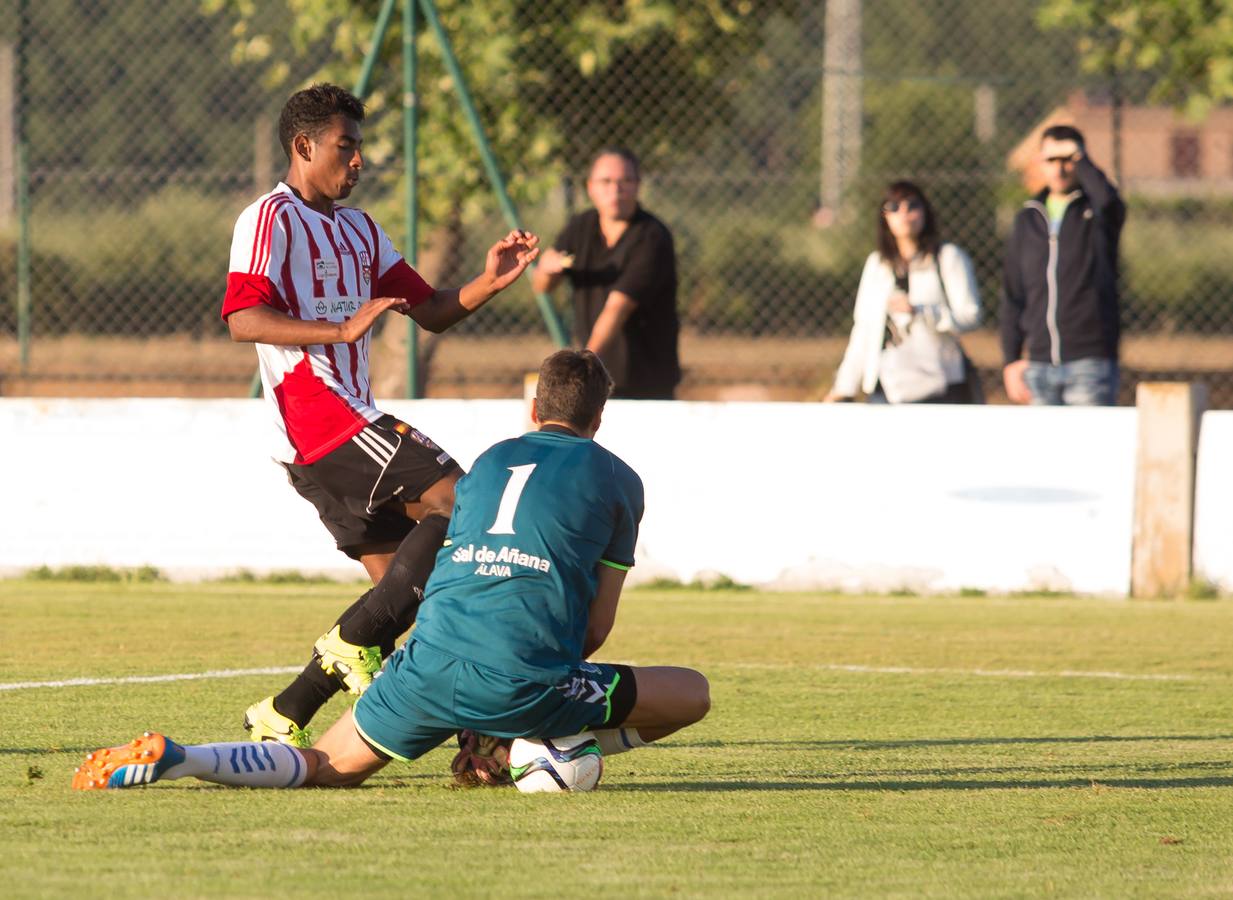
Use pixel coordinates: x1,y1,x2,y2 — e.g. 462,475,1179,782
536,350,613,431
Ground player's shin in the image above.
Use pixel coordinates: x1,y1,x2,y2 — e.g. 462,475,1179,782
260,589,377,734
268,658,343,732
75,734,310,790
588,727,647,756
163,741,311,788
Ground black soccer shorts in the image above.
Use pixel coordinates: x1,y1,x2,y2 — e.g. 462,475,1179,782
284,414,461,559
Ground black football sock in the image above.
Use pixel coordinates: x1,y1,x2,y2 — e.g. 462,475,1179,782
333,589,375,627
272,661,340,728
271,590,373,727
338,514,449,648
273,514,448,729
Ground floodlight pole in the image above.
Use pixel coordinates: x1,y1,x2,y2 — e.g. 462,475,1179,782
418,0,569,348
820,0,862,216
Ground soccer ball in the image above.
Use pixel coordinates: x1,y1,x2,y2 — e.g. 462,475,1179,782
509,733,603,793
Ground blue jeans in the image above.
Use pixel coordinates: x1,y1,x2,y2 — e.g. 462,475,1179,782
1024,357,1119,406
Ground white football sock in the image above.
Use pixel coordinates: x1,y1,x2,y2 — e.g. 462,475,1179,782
590,727,647,756
163,741,309,788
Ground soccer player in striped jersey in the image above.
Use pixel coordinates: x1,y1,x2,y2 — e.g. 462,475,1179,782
73,351,710,793
221,83,539,746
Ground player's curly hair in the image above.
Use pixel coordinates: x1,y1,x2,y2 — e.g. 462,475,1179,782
278,83,366,159
535,350,613,432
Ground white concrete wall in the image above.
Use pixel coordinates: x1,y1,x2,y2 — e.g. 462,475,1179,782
1193,410,1233,591
0,399,1153,593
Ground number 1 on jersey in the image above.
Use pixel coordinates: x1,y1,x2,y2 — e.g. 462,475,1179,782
486,464,537,535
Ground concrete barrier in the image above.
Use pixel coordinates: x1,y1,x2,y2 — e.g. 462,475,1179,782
0,398,1158,594
1193,410,1233,593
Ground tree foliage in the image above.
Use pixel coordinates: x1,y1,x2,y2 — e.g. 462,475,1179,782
204,0,788,226
1039,0,1233,116
11,0,270,183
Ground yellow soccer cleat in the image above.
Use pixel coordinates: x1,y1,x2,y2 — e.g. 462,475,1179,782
243,696,312,748
312,625,382,695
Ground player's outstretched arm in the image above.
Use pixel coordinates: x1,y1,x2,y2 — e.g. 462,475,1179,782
409,230,540,333
228,299,411,345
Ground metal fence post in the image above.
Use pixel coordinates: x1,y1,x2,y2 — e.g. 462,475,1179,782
417,0,568,348
0,41,15,229
403,0,421,399
15,0,30,371
355,0,399,99
16,137,29,372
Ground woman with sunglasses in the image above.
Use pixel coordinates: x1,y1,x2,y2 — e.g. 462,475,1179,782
824,181,982,403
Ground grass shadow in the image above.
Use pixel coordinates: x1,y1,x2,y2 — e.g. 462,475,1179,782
680,734,1233,750
605,774,1233,793
1,747,102,756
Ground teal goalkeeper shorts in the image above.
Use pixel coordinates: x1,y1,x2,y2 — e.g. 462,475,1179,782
352,639,637,762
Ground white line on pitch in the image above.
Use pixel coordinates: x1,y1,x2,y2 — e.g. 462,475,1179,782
721,662,1201,682
0,666,302,692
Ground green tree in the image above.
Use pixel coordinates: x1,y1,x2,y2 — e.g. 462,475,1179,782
854,0,1078,308
11,0,274,193
1039,0,1233,116
205,0,792,228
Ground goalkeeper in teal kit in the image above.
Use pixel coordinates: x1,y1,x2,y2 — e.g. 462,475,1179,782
73,350,710,791
354,362,648,764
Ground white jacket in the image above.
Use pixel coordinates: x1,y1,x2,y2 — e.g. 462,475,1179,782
831,243,982,398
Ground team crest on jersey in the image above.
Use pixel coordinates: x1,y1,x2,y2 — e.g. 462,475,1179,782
359,250,372,284
314,257,339,281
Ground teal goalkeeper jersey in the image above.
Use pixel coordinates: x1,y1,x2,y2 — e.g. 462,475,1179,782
410,427,645,683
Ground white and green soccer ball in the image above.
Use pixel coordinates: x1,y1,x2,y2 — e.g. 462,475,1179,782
509,733,603,793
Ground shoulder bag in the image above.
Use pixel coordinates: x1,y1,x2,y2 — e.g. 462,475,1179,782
877,255,963,404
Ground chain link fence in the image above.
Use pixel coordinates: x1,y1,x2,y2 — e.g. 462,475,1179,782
3,0,1232,404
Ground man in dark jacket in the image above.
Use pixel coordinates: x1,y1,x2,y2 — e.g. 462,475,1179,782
1001,125,1125,405
532,148,680,400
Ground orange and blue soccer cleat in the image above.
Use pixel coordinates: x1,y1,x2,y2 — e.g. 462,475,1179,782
72,732,185,791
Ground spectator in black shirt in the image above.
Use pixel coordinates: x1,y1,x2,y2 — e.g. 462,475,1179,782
533,147,680,399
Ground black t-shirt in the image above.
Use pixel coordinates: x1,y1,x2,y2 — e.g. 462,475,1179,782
555,206,680,399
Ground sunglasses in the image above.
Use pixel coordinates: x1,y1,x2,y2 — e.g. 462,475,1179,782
882,199,923,214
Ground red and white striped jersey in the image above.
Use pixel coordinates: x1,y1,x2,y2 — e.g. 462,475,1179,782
221,183,434,464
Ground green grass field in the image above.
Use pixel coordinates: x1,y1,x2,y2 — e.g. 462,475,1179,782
3,580,1231,898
